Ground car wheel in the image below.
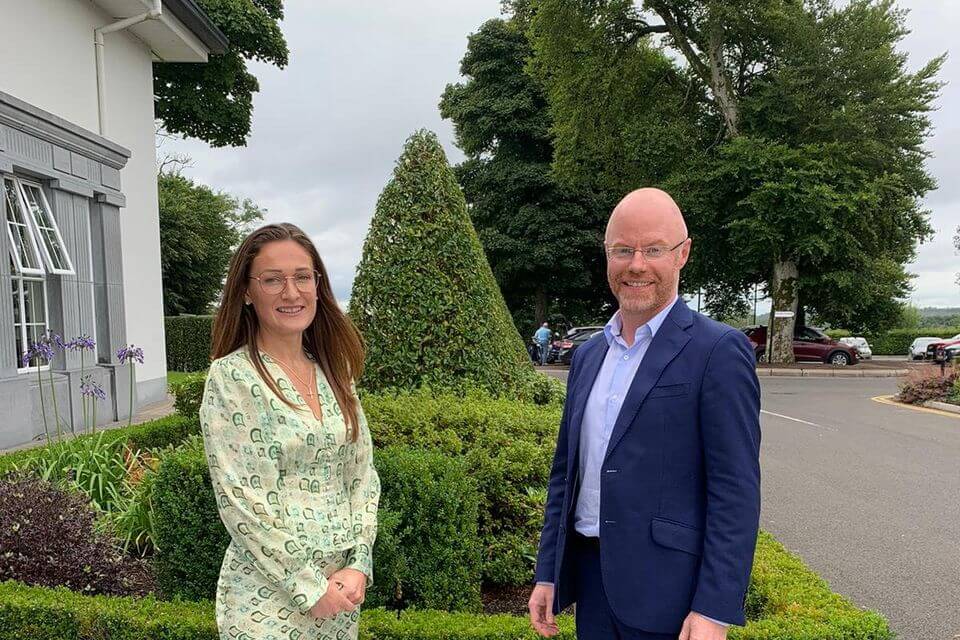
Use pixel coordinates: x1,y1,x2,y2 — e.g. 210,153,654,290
829,351,851,366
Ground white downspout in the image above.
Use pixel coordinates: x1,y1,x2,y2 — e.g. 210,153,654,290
95,0,163,136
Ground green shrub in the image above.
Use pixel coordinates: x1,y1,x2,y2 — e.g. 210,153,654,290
164,315,214,373
0,529,893,639
367,446,483,612
363,388,562,585
349,130,540,401
825,329,851,339
151,436,228,601
169,371,208,419
864,326,960,355
150,440,483,612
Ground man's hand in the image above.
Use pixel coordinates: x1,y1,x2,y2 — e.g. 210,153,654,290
528,583,559,637
329,568,367,606
678,611,727,640
308,575,361,619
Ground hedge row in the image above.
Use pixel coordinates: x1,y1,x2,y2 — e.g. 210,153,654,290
824,327,960,355
0,413,199,476
164,315,214,372
0,529,891,639
151,440,485,612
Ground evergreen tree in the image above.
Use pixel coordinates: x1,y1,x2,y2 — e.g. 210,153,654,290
350,131,536,398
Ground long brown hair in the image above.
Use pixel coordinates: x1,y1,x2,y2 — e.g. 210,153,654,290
210,223,365,441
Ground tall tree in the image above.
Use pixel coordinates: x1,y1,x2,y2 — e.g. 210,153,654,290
439,18,612,330
154,0,288,147
530,0,942,358
158,172,264,315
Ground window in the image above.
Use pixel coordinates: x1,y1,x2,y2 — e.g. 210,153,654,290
4,176,74,370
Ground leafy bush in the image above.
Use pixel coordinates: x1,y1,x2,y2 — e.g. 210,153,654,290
151,436,229,601
0,472,155,596
169,371,208,418
897,366,958,404
0,529,893,639
349,130,540,401
367,446,483,611
164,315,214,372
865,327,960,355
363,388,562,585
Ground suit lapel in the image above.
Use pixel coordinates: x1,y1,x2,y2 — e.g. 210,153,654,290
603,301,693,463
565,338,608,478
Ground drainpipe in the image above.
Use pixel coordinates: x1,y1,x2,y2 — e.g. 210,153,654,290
95,0,163,136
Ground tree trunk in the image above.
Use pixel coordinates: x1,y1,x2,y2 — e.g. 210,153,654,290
534,286,548,327
706,30,739,137
769,260,799,364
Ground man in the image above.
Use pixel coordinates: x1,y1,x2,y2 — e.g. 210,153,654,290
528,189,761,640
534,322,554,366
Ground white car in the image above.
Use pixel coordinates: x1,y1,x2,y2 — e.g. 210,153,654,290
839,337,872,360
908,336,942,360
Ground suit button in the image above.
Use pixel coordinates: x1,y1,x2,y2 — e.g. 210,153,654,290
603,520,616,525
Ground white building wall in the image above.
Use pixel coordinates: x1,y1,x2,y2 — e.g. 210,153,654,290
1,0,168,398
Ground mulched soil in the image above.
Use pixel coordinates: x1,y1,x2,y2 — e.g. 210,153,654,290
482,584,533,615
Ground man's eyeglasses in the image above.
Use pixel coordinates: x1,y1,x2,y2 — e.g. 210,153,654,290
249,270,320,295
604,238,687,262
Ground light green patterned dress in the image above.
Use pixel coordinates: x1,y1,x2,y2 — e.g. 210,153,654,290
199,347,380,640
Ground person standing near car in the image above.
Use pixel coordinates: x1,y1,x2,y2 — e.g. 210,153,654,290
528,188,761,640
534,322,553,366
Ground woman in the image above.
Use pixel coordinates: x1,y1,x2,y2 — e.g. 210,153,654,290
199,223,379,640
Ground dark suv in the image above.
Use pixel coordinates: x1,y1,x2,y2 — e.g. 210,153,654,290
742,325,859,366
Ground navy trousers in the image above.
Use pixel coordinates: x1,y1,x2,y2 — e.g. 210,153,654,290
572,533,678,640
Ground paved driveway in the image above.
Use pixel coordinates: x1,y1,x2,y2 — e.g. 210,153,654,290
543,369,960,639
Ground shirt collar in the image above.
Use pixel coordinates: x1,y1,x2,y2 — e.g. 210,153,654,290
604,295,679,347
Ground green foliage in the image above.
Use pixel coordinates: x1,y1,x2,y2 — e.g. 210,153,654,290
866,327,960,355
440,18,612,325
164,315,215,371
529,0,942,327
367,447,483,612
0,528,893,639
151,437,229,601
363,387,562,585
169,372,209,419
897,367,957,405
349,130,540,399
154,0,288,147
159,171,263,316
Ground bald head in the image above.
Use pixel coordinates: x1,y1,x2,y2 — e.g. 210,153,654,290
605,188,687,244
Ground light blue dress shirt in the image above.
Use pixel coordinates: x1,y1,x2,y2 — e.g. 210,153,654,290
573,297,678,537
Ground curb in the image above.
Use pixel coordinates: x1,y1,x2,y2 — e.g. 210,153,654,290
755,368,908,378
871,395,960,419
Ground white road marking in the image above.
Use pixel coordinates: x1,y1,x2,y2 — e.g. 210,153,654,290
760,409,829,429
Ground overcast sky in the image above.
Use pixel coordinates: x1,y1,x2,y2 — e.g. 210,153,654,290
165,0,960,311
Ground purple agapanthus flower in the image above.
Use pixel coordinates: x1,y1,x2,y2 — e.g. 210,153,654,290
117,344,144,365
21,340,55,367
80,376,106,401
67,335,96,351
44,331,65,350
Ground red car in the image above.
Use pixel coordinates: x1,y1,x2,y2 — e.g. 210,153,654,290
742,325,859,366
925,333,960,362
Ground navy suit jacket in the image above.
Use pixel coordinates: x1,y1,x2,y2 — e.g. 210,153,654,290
534,300,761,632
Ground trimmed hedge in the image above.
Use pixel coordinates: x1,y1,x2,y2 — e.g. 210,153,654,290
825,327,960,355
164,315,214,372
0,529,891,639
0,413,199,476
151,441,484,612
362,388,563,586
168,371,207,418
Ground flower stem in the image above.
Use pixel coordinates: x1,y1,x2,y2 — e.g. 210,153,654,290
37,364,50,442
127,360,135,428
80,350,87,434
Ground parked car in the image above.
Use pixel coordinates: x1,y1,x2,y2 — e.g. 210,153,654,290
839,336,872,360
553,329,604,365
943,343,960,362
925,333,960,362
563,325,604,338
742,325,859,366
908,336,942,360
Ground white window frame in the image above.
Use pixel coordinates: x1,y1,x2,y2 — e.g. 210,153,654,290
12,272,51,374
4,177,45,276
15,178,75,275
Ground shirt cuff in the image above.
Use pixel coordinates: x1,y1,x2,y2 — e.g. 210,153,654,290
695,611,730,627
536,581,554,587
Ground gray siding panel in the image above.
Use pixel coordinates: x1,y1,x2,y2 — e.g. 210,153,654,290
7,128,52,168
107,283,126,362
0,275,16,376
70,152,89,180
53,146,71,173
101,165,121,190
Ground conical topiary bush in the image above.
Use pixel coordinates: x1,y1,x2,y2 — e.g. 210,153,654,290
350,129,537,398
